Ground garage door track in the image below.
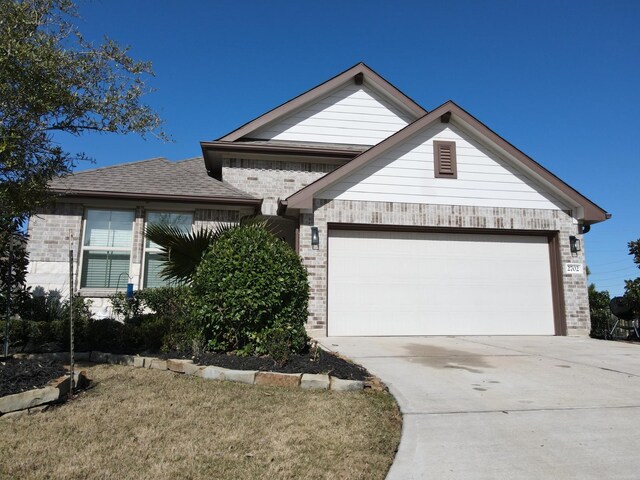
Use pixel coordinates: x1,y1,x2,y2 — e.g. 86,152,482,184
319,336,640,480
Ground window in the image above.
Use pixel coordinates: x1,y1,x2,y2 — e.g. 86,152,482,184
143,211,193,288
80,209,134,289
434,140,457,178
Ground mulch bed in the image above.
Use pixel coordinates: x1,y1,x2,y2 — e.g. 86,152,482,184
3,348,371,384
193,349,370,381
0,358,67,397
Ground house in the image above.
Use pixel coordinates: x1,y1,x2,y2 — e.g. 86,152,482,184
26,63,610,336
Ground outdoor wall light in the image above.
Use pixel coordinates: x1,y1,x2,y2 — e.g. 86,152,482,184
311,226,319,250
569,235,581,254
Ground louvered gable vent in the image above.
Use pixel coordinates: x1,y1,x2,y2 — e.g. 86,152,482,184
434,141,457,178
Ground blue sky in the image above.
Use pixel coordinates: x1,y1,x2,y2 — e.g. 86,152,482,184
58,0,640,295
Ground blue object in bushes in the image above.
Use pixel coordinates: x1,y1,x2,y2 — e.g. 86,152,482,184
126,283,134,299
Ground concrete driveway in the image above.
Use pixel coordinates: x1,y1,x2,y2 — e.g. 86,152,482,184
319,336,640,479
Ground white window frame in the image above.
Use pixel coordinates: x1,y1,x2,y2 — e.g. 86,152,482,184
142,210,194,289
78,208,135,291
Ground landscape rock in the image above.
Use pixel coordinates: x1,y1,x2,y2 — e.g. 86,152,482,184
200,366,226,380
167,359,193,373
74,371,91,390
0,385,60,414
75,352,91,361
330,377,364,392
1,409,27,419
133,356,149,368
27,405,49,414
255,372,301,388
52,375,72,397
109,354,135,366
0,371,91,416
90,351,111,364
224,369,257,385
148,359,167,370
301,373,330,390
183,363,205,376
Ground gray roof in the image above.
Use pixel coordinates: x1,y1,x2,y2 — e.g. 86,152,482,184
50,157,259,204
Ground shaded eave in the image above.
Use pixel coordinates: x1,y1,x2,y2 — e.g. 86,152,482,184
200,141,363,181
217,62,428,142
283,101,610,225
50,188,263,211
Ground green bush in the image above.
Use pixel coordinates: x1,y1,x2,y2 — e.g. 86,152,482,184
4,285,200,355
624,278,640,317
107,286,199,354
1,290,94,352
588,284,611,339
109,291,145,323
190,224,309,356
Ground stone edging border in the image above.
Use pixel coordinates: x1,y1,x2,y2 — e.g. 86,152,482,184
13,351,367,393
0,370,91,419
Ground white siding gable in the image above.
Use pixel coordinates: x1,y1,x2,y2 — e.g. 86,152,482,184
317,121,568,210
251,82,414,145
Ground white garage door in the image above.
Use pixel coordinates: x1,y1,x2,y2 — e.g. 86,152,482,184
327,230,556,336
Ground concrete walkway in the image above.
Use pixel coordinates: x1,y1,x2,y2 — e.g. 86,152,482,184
319,336,640,480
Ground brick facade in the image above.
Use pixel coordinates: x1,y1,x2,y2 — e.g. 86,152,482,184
298,200,589,334
218,157,590,335
26,203,84,297
221,158,338,215
27,201,249,313
27,158,592,335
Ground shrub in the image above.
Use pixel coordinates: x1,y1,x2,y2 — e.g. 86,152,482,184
623,277,640,317
5,285,200,355
87,319,127,352
109,291,145,323
190,224,309,356
1,289,93,352
0,225,30,317
107,286,199,354
588,284,611,339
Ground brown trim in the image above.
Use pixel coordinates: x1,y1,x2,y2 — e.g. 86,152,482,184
286,101,609,224
277,199,288,216
217,62,427,142
200,141,361,181
433,140,457,179
51,189,263,209
201,141,363,159
328,222,557,238
326,223,567,336
548,233,567,335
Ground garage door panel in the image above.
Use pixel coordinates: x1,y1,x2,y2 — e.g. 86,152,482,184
327,230,555,336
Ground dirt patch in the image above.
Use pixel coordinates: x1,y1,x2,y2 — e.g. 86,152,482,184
0,358,67,397
194,349,370,381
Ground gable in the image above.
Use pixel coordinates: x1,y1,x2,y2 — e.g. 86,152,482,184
251,82,415,146
218,62,426,142
316,121,568,210
285,101,609,224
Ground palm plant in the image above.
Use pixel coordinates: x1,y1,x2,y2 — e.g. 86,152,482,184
145,218,268,284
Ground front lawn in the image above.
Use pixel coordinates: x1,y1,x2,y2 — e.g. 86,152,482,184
0,364,401,479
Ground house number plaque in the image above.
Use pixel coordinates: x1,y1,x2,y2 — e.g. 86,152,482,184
565,263,584,274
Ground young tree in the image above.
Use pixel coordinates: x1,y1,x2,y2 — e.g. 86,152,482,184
629,239,640,267
0,0,166,228
0,223,29,315
625,238,640,316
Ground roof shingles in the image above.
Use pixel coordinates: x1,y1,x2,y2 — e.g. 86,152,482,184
50,157,257,203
